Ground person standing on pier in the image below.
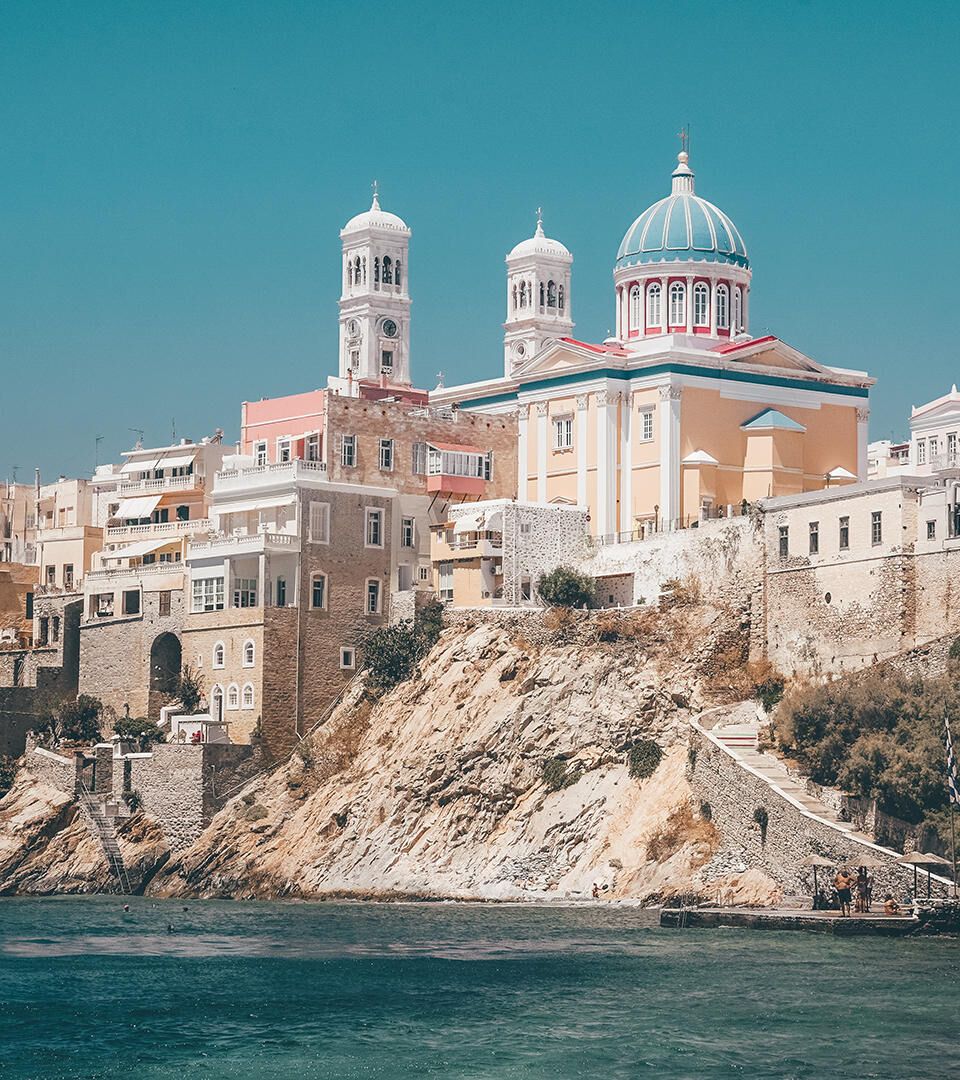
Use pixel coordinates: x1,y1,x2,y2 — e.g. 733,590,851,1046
835,868,854,916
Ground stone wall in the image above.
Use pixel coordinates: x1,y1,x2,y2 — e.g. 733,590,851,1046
583,515,761,610
23,745,78,796
688,721,950,900
79,588,185,720
127,744,205,853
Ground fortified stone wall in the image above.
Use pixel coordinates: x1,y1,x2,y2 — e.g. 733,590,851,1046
127,744,204,853
23,745,77,796
79,589,185,720
583,516,760,609
688,722,950,899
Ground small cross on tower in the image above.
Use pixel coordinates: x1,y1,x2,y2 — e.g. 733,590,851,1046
677,125,690,155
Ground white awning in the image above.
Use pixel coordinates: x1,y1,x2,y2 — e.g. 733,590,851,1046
157,450,197,468
115,494,162,519
216,494,295,516
453,513,484,534
106,537,179,560
120,457,160,474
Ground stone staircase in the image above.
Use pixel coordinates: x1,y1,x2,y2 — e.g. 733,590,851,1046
712,713,874,842
79,788,132,894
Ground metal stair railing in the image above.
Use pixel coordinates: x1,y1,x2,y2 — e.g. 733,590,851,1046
78,781,132,895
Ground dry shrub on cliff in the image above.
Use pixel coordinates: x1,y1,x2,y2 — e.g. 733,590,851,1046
659,575,702,609
592,608,657,644
645,804,718,865
542,605,579,642
295,699,373,787
706,650,785,709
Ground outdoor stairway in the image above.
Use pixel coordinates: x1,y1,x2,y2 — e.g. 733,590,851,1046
80,790,132,894
711,715,874,843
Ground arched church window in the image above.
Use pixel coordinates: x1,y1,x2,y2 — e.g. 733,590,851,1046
361,256,367,284
669,282,686,327
354,256,361,286
382,256,393,284
547,281,557,308
716,284,729,329
734,287,743,331
395,259,401,288
646,282,662,328
539,282,545,310
519,280,526,307
693,282,709,326
630,285,642,331
558,284,565,312
374,257,380,286
346,260,353,287
512,284,518,311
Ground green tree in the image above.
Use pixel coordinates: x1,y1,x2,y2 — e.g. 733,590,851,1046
536,566,596,609
40,694,104,747
363,622,423,692
113,715,165,749
177,664,204,714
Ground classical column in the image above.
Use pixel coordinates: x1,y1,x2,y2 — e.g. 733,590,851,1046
685,275,694,334
516,404,528,500
536,401,549,503
658,385,682,529
742,286,750,335
615,286,622,339
595,389,619,538
660,275,668,332
856,407,870,482
576,395,589,508
620,391,633,538
709,277,718,337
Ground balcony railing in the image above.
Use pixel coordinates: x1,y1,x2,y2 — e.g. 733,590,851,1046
214,458,326,490
930,453,960,472
105,518,212,541
117,474,203,495
86,562,185,582
187,531,299,556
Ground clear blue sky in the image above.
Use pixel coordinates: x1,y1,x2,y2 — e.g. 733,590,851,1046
1,1,957,478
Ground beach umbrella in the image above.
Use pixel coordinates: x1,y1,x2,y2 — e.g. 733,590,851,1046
896,851,952,897
852,854,886,868
799,854,835,905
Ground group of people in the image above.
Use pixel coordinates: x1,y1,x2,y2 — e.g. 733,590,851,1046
832,867,900,916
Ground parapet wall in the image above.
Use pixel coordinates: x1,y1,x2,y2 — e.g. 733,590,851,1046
687,721,950,900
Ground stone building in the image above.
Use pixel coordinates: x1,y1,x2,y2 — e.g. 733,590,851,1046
181,460,398,759
431,500,589,607
757,475,960,674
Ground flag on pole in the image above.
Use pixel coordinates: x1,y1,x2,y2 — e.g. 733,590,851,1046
946,715,960,806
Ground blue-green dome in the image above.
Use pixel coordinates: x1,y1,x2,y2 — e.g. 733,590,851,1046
616,153,748,270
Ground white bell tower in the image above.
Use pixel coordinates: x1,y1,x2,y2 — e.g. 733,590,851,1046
339,184,412,385
503,210,574,376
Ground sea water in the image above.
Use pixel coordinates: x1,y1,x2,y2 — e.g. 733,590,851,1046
0,896,957,1079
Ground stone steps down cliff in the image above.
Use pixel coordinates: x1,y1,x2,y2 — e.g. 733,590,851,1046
693,710,954,897
79,794,132,894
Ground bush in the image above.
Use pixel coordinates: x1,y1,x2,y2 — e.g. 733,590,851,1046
950,636,960,661
39,694,104,747
363,605,447,693
177,664,204,714
536,566,596,609
542,757,578,792
627,739,663,781
113,715,165,748
775,671,957,823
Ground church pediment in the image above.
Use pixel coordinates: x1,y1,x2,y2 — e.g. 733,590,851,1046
511,337,623,379
719,337,827,375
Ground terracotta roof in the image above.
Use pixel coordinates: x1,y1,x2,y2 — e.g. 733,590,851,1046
559,337,630,357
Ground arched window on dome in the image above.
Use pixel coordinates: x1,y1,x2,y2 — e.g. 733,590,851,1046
519,280,526,308
373,257,380,287
382,256,393,285
630,285,642,331
539,282,545,311
734,287,743,331
558,284,565,312
693,282,709,327
353,255,361,287
716,284,730,330
547,281,557,308
646,282,662,329
669,282,686,327
395,259,401,289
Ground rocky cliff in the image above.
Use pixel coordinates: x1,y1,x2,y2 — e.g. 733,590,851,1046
0,604,779,904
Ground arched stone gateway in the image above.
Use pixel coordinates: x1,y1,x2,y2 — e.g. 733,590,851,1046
149,632,181,695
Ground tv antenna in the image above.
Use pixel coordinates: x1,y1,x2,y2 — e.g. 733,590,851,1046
128,427,144,450
94,435,104,468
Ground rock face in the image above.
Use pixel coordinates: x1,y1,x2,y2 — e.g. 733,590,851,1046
0,774,168,895
0,604,779,904
150,605,772,903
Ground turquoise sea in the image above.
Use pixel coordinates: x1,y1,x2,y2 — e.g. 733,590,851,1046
0,897,957,1079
